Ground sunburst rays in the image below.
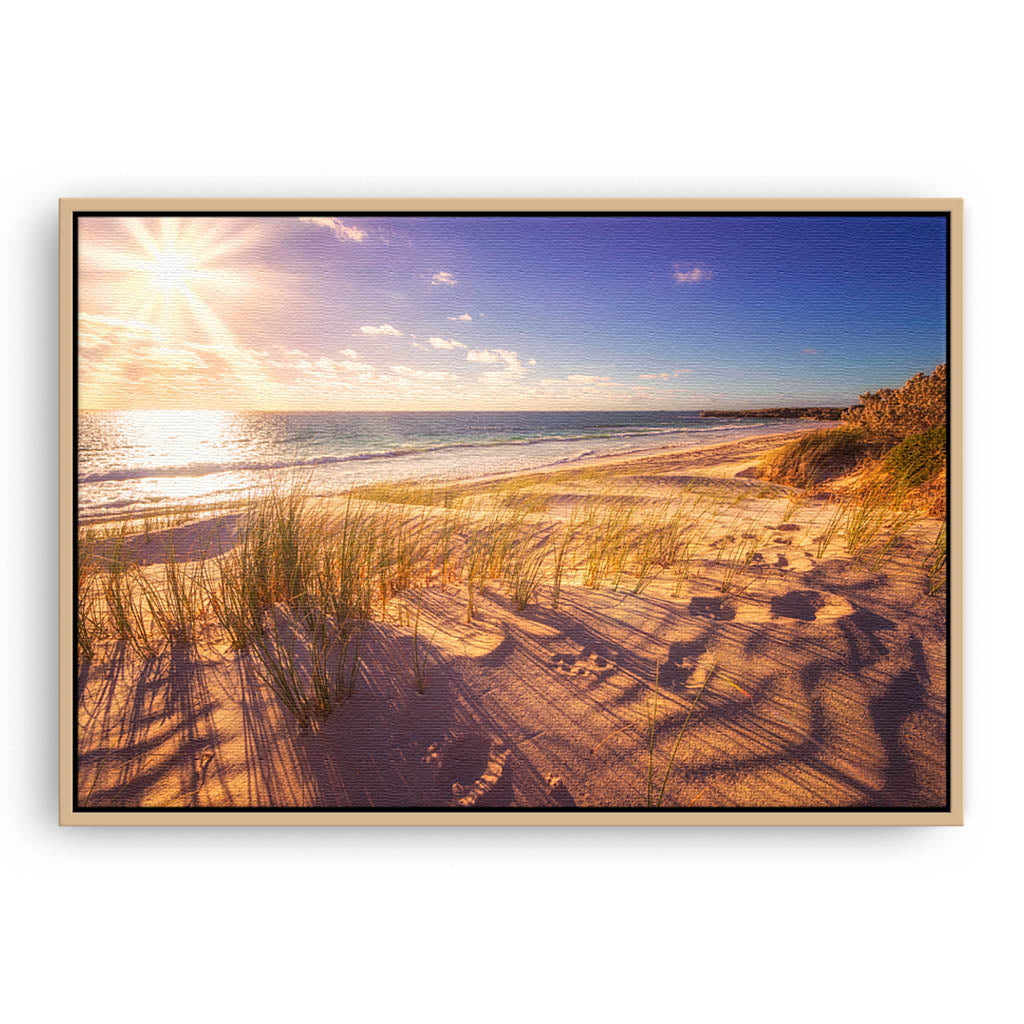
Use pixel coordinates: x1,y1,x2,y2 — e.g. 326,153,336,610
78,217,279,407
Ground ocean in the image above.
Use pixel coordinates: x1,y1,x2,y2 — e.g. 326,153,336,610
77,410,809,519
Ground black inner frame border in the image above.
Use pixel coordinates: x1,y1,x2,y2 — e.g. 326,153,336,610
71,209,953,814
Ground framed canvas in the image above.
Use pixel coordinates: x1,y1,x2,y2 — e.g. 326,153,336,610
59,198,962,825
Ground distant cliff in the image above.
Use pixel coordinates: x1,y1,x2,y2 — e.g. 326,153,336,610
700,407,850,421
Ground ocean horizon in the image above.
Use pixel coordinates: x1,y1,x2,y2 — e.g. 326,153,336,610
77,409,815,517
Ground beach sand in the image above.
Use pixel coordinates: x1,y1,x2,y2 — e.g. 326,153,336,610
76,429,948,810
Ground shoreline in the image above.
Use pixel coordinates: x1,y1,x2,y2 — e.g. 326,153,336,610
80,422,832,526
441,423,832,492
77,419,947,810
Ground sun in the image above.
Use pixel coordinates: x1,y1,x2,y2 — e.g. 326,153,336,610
78,215,307,409
146,244,198,297
82,216,261,341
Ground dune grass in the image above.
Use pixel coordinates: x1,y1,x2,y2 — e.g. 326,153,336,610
248,606,361,731
549,513,578,611
75,535,103,663
814,500,845,559
645,657,717,808
506,536,547,610
924,523,948,596
579,491,638,590
718,530,765,595
882,425,947,489
409,600,431,694
77,455,944,734
841,480,917,566
102,543,157,660
757,427,876,488
142,538,210,650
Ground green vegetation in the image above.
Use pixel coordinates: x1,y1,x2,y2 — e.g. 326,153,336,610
814,500,845,559
579,492,637,590
882,425,947,489
410,600,429,694
549,515,578,611
757,365,948,515
843,363,947,439
924,523,948,597
717,530,765,595
645,657,717,808
506,537,547,610
76,415,949,733
757,427,876,488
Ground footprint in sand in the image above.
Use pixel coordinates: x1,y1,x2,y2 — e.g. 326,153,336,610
688,596,736,621
426,734,512,808
661,638,709,690
545,773,577,807
550,650,615,682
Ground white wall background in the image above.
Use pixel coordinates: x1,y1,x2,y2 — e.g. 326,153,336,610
2,2,1018,1020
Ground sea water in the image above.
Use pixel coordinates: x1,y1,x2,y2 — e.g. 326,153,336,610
77,409,809,519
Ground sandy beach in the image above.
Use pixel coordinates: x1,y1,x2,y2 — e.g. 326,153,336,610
76,427,947,810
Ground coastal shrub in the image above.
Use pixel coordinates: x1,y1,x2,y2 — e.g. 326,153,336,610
882,425,947,489
842,363,947,439
757,428,876,488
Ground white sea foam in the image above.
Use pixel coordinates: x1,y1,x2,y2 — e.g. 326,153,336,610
77,411,809,516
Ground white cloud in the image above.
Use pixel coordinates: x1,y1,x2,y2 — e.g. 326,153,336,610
672,263,713,284
359,324,403,336
466,348,529,381
639,369,694,380
467,348,524,371
566,374,615,385
389,364,458,382
531,375,629,403
431,270,457,287
427,336,467,350
447,313,472,321
299,217,367,243
339,348,358,359
801,348,819,355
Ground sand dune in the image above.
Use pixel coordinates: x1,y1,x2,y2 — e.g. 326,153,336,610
77,430,947,810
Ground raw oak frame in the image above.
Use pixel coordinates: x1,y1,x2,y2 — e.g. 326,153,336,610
59,197,963,825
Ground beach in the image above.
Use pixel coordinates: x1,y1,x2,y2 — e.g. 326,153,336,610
76,426,948,810
77,409,828,521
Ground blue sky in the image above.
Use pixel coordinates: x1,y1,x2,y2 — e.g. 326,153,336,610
78,214,947,410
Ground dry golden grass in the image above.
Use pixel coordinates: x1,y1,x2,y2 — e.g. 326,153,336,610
77,448,946,736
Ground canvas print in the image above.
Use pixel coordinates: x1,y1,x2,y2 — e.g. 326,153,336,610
67,206,955,817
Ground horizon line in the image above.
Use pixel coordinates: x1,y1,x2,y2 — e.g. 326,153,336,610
78,404,853,414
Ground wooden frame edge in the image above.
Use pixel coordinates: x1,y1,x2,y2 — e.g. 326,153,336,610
58,197,963,826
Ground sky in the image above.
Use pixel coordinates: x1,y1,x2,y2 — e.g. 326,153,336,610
77,214,948,411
